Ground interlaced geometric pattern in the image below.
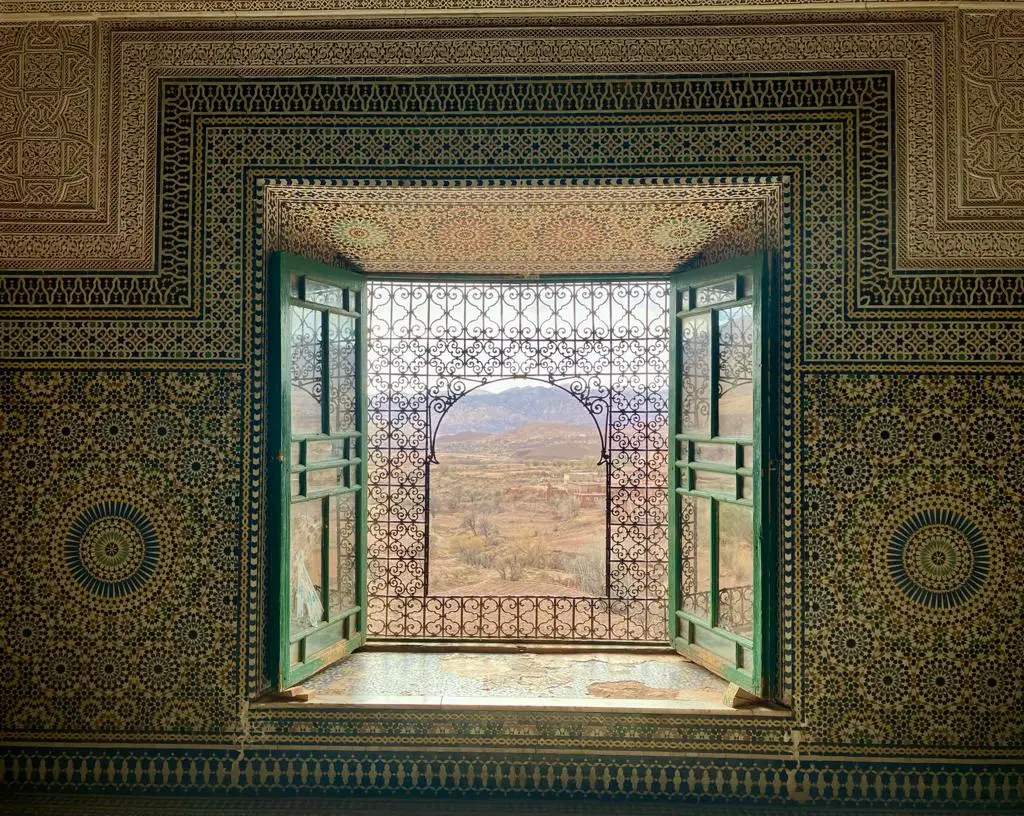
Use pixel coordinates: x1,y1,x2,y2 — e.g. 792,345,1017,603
366,279,670,641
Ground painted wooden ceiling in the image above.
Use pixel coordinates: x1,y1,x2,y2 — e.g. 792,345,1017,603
267,184,771,275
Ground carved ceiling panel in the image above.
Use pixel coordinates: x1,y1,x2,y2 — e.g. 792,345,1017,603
267,183,767,275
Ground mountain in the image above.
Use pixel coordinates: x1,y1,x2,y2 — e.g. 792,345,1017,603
436,386,596,436
370,383,668,436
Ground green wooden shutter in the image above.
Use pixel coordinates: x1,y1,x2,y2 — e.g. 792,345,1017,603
667,252,772,696
269,251,368,688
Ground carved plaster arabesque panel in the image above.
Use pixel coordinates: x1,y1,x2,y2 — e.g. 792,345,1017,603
0,12,1022,277
2,72,1021,366
0,21,103,219
959,11,1024,206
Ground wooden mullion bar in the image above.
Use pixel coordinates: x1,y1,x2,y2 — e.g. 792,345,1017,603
676,487,753,507
288,296,360,319
676,433,753,444
320,495,330,623
735,441,743,498
296,456,363,473
680,461,754,476
709,498,720,628
330,605,362,627
293,484,363,503
677,296,751,320
293,430,361,442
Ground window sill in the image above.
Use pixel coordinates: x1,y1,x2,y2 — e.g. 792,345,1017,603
252,694,789,717
253,647,789,717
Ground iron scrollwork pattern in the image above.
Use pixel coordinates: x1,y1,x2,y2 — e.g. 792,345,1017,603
366,279,670,641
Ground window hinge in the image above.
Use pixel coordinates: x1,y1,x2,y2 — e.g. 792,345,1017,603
276,450,285,462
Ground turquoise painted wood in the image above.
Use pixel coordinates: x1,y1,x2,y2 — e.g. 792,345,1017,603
268,251,369,689
667,252,775,697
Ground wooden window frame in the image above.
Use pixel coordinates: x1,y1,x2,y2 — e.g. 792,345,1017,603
667,251,779,698
267,251,369,689
265,251,778,701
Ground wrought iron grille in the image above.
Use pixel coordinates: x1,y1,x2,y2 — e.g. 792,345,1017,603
366,279,670,641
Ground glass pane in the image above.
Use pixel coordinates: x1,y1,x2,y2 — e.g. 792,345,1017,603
717,501,754,637
739,273,753,298
290,443,303,497
329,312,358,433
290,499,325,639
290,306,323,436
306,438,347,465
695,280,735,307
307,466,343,494
680,311,712,436
680,495,712,620
304,279,352,310
694,469,736,496
694,442,734,466
741,444,754,467
717,304,753,439
328,492,358,617
741,476,754,500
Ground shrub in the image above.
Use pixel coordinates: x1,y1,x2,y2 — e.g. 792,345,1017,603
494,537,556,581
567,553,605,596
451,534,495,569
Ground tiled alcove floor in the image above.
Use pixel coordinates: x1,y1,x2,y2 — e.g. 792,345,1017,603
292,647,775,713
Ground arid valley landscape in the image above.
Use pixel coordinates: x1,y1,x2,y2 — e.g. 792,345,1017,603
426,385,609,597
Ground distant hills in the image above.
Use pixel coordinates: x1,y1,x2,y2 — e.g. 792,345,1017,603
368,383,669,437
436,385,597,436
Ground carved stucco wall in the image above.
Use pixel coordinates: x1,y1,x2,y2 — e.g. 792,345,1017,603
1,4,1023,808
2,9,1024,272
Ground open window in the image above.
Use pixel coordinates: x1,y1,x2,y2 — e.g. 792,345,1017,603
364,277,669,642
668,252,775,698
268,252,368,688
267,250,774,701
